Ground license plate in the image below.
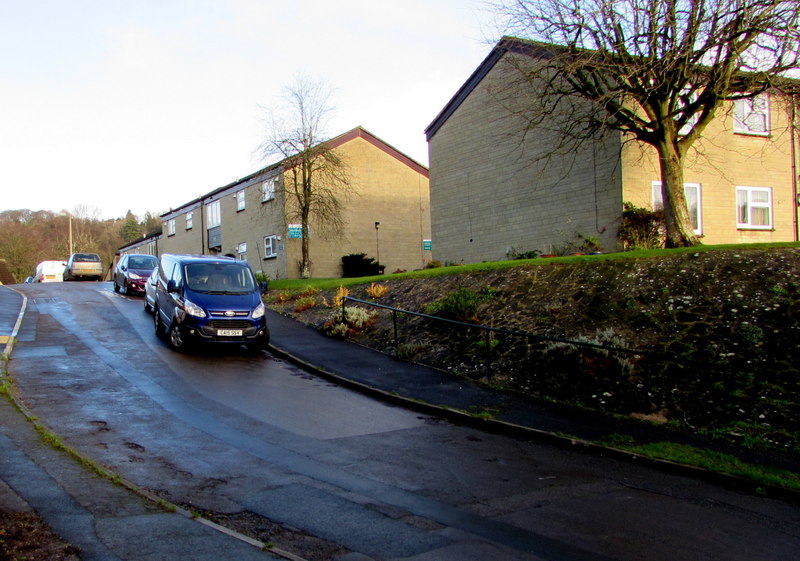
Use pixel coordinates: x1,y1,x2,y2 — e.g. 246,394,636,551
217,329,243,336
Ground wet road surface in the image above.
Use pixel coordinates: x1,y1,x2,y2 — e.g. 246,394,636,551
7,281,800,560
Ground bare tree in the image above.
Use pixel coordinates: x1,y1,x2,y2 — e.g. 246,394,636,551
493,0,800,247
259,75,352,278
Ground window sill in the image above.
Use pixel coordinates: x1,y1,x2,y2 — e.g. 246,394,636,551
263,255,277,260
733,131,771,138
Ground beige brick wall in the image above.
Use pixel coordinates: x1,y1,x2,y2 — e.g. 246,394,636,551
430,52,799,260
622,93,798,244
284,135,432,278
428,55,624,264
159,131,430,279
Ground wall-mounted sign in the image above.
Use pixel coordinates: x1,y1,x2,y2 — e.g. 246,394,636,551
422,239,432,251
288,224,304,239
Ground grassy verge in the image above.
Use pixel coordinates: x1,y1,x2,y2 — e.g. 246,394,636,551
267,242,800,291
602,436,800,491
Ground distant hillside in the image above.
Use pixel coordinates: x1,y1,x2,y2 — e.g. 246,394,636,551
268,248,800,460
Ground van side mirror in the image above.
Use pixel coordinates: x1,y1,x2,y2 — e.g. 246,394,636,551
167,279,178,294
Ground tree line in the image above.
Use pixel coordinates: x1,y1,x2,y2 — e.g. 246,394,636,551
0,207,161,283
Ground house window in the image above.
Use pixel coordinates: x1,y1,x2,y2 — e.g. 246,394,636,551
734,94,769,136
737,186,772,229
652,181,702,235
185,212,193,230
262,178,275,202
236,190,246,211
237,242,247,260
166,219,176,237
206,200,220,228
264,235,277,259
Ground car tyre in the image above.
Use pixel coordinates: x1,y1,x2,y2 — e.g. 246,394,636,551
167,322,189,351
153,306,166,337
144,298,152,313
113,280,119,293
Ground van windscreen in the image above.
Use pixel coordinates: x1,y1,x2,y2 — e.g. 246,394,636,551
185,263,255,294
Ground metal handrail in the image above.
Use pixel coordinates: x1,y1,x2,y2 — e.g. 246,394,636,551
342,296,653,358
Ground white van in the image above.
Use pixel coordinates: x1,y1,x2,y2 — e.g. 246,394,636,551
34,260,67,283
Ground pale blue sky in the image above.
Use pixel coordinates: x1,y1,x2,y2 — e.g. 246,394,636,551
0,0,496,219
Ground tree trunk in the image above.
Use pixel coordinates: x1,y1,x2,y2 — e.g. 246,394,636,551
656,139,700,248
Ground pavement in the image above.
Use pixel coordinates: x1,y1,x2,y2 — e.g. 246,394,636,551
1,283,799,560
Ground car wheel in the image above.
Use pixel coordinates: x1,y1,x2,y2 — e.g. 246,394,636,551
120,283,127,295
144,298,152,313
167,322,188,351
153,306,165,337
113,280,119,293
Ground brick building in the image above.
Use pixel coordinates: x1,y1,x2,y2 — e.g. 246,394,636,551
156,127,432,279
425,37,800,264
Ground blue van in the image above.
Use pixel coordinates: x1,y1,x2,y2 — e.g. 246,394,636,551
153,254,269,351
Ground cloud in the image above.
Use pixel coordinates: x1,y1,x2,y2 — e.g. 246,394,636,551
0,0,493,219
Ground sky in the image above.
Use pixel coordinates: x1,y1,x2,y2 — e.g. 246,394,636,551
0,0,499,220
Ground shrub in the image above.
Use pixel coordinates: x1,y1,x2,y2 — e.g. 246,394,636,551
366,282,389,299
274,291,295,304
619,202,665,250
425,287,495,323
424,260,441,269
511,249,541,260
332,285,349,307
342,253,384,277
321,306,377,338
294,296,317,313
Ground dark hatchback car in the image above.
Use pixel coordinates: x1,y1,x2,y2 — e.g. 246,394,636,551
152,254,269,351
114,254,158,294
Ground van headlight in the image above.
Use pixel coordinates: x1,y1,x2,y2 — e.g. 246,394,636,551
185,299,206,318
252,302,265,319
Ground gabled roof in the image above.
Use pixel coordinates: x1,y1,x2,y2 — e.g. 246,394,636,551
162,126,428,219
426,35,800,142
425,37,560,142
425,37,513,142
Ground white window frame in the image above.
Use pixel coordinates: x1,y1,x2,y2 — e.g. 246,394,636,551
734,93,770,136
206,200,221,229
652,181,702,235
237,242,247,260
185,211,193,230
166,219,176,237
262,178,276,202
236,190,246,211
736,186,773,230
264,235,277,259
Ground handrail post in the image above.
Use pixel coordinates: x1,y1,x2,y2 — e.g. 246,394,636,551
341,296,347,324
392,309,398,348
483,329,492,376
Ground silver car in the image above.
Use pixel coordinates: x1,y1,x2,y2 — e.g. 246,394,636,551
143,268,158,313
63,253,103,281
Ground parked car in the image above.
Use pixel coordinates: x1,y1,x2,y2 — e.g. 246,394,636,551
63,253,103,281
153,254,269,351
143,268,158,313
34,260,67,283
114,254,158,295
